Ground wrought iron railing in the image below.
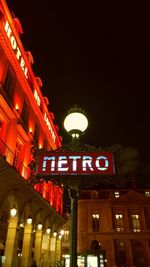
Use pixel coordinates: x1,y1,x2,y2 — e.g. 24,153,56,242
0,138,31,180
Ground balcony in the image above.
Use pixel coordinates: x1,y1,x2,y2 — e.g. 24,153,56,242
0,138,30,180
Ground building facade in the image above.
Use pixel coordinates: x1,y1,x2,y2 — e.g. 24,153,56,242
78,188,150,267
0,0,65,266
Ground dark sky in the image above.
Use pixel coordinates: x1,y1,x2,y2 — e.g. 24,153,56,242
6,1,150,176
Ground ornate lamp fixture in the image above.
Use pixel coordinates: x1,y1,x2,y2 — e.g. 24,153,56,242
37,221,42,230
53,230,57,237
64,105,88,140
10,206,17,217
27,214,32,225
46,227,51,234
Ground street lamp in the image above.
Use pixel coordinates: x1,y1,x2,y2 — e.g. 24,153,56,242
37,221,43,230
63,105,88,267
46,226,51,234
31,105,118,266
64,105,88,139
10,205,17,217
27,214,32,225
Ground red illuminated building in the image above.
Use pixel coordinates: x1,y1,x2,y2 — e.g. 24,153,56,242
0,1,65,266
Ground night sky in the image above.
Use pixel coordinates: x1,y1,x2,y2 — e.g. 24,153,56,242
6,1,150,181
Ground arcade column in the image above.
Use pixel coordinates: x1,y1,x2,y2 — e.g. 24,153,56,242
49,235,57,267
41,233,51,267
34,228,43,266
21,224,32,267
3,216,18,267
55,237,62,264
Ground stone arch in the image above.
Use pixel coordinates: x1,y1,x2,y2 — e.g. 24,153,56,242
33,208,43,231
19,200,35,227
43,216,52,233
0,190,20,221
1,191,20,267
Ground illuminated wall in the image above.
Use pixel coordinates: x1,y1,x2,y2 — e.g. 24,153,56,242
0,0,63,214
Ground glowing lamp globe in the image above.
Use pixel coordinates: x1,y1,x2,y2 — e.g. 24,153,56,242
64,106,88,138
37,221,42,230
10,207,17,217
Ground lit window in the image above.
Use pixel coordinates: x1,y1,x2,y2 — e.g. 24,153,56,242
145,191,150,197
92,213,100,232
63,230,69,242
114,192,120,198
87,256,98,267
131,214,141,232
115,214,124,232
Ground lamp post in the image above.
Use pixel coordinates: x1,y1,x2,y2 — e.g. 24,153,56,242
63,105,88,267
31,105,118,266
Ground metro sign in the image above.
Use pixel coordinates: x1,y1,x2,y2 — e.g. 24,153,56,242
37,151,115,176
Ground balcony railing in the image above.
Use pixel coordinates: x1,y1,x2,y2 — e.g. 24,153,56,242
0,138,31,180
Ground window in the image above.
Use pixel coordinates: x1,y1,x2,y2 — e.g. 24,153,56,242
92,214,100,232
131,214,141,232
144,209,150,229
116,250,126,266
4,65,16,99
115,240,127,267
115,214,124,232
118,241,125,248
21,99,29,125
63,230,69,242
34,123,39,143
132,241,146,267
14,138,22,170
87,256,98,267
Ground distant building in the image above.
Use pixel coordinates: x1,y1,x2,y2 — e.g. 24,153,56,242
78,187,150,267
0,1,65,266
